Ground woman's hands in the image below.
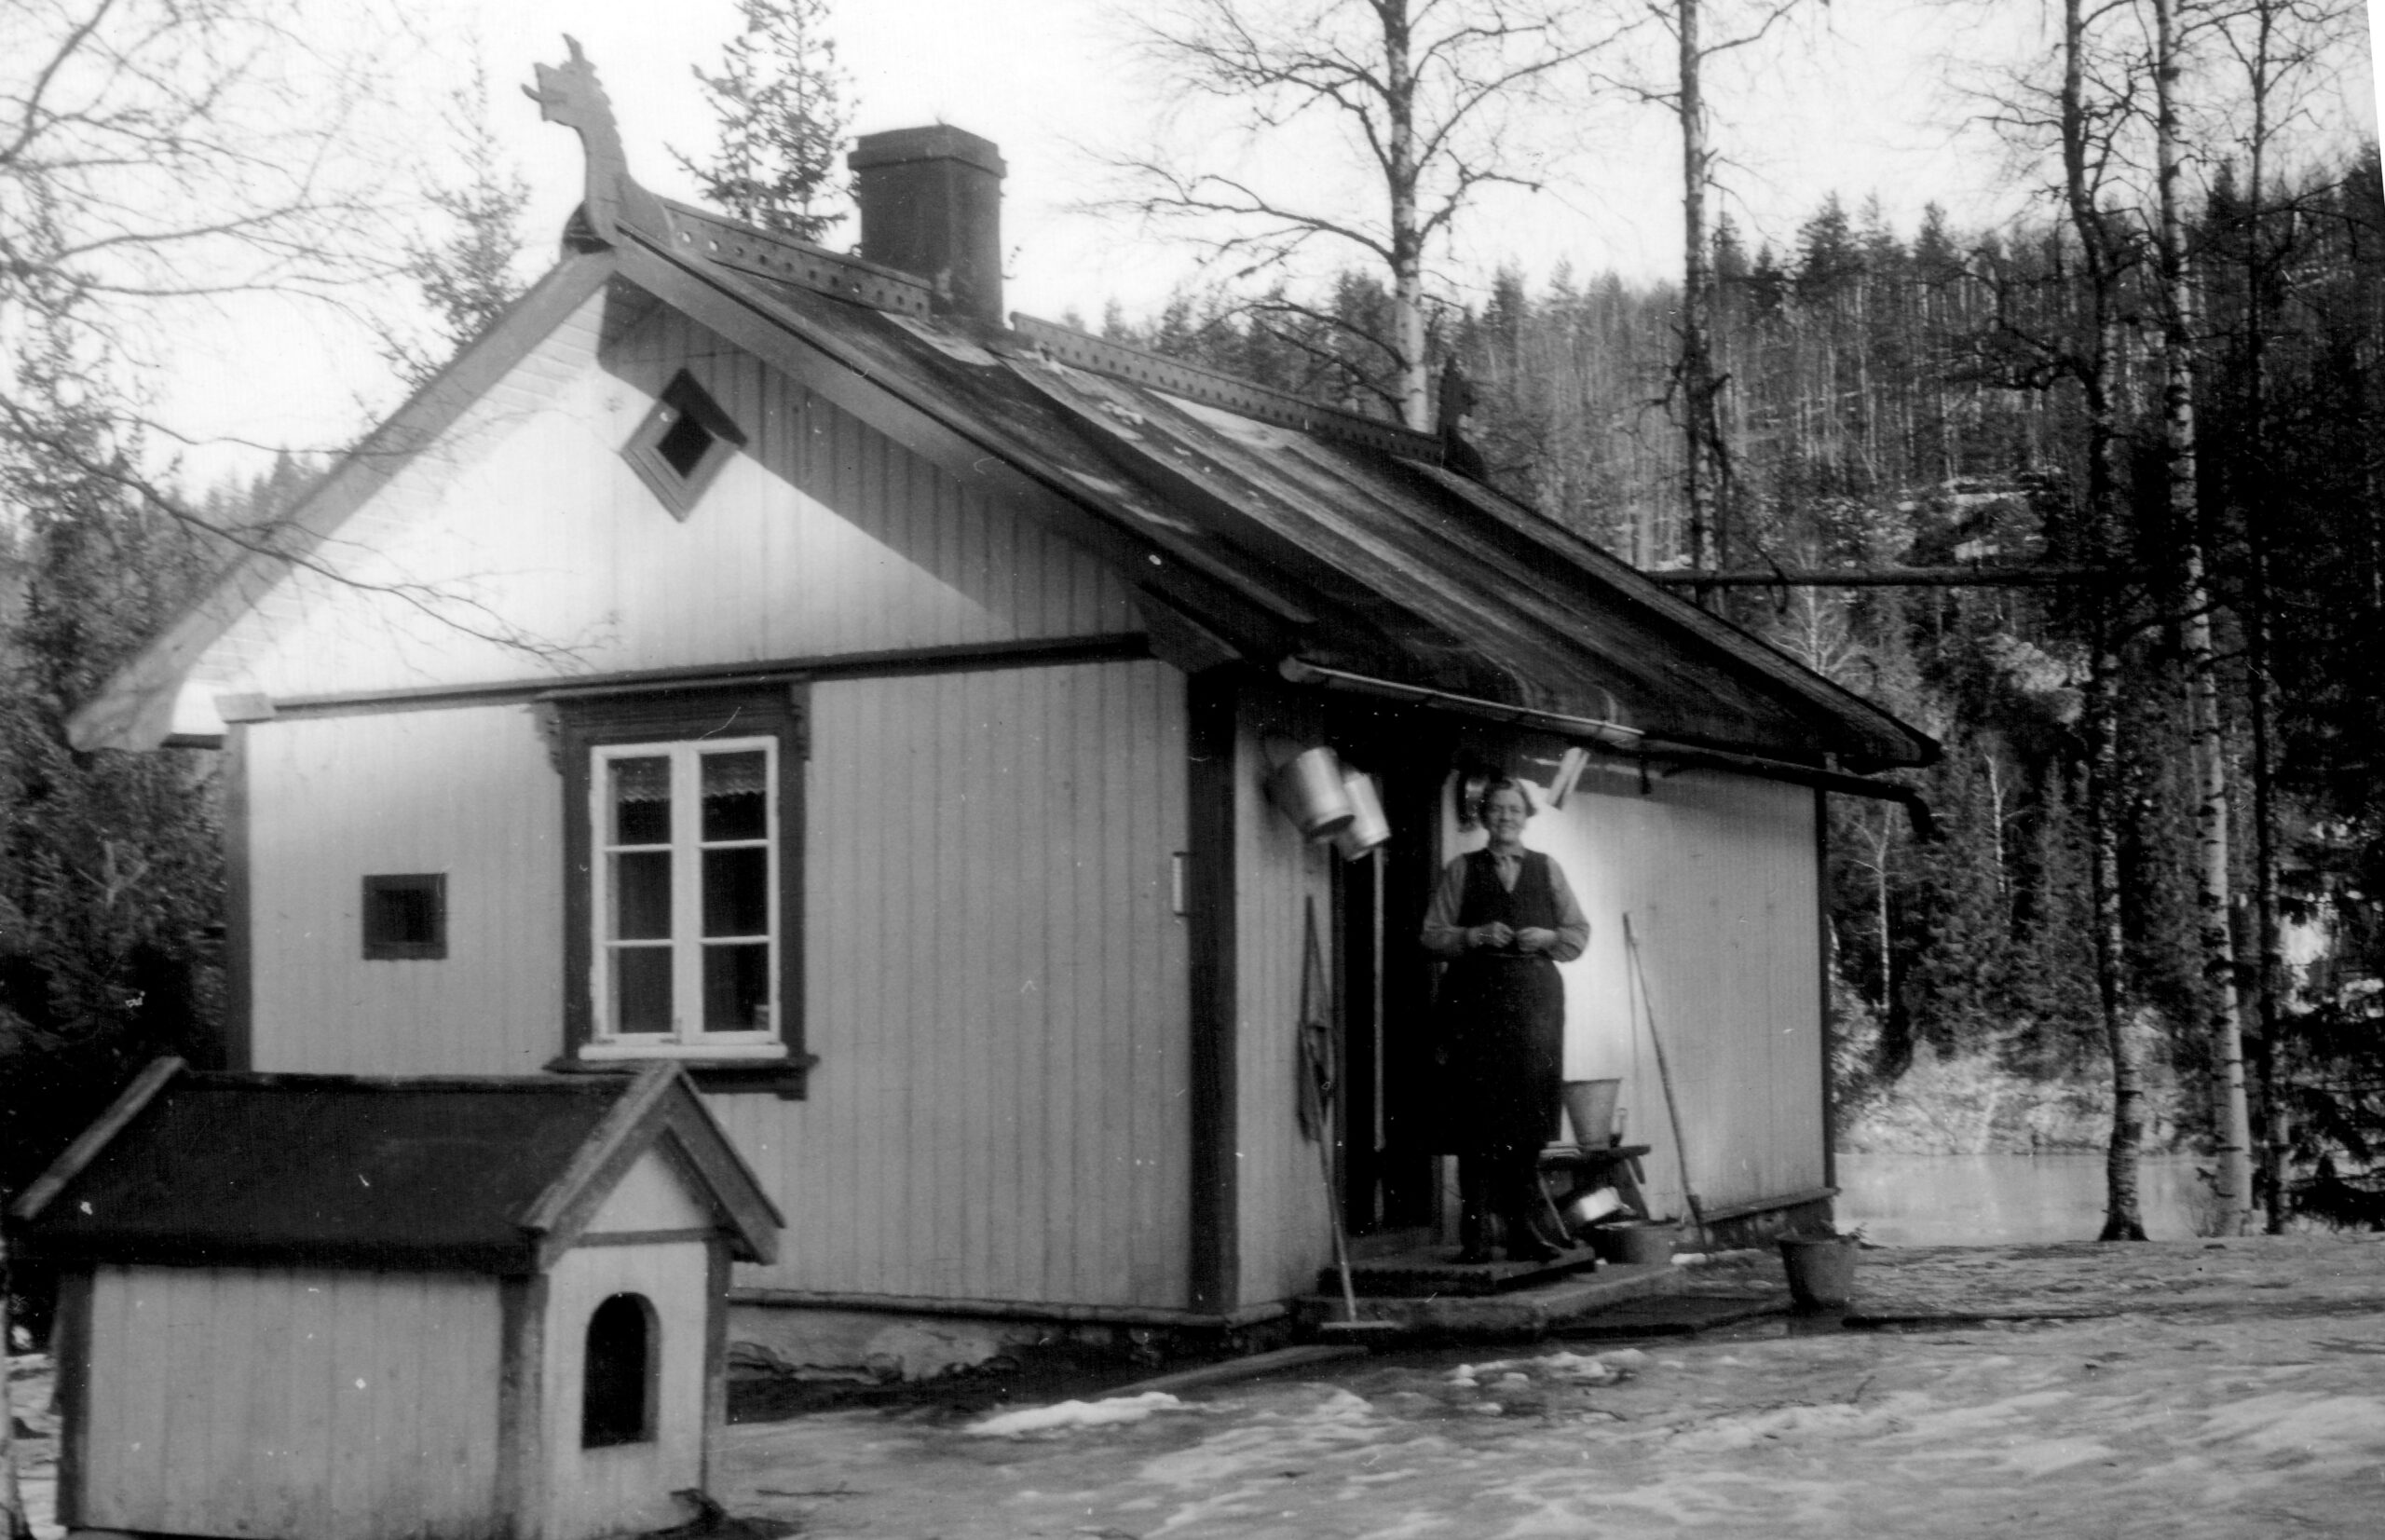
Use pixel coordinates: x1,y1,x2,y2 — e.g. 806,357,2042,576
1467,924,1556,952
1468,915,1564,953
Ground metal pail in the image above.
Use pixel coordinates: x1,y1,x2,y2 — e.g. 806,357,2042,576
1268,748,1356,840
1331,770,1390,858
1561,1078,1622,1148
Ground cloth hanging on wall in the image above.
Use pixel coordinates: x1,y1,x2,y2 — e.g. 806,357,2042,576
1296,894,1336,1145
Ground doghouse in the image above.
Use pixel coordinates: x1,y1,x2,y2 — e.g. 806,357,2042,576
8,1057,782,1540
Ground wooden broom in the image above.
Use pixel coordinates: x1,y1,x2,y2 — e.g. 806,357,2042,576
1624,913,1710,1253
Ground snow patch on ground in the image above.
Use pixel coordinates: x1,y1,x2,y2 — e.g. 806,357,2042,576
963,1390,1191,1438
2196,1392,2385,1459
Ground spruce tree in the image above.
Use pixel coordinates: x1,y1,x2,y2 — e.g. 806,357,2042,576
675,0,854,243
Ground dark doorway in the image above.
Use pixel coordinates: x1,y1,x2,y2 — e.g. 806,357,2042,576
1335,742,1443,1235
581,1291,658,1447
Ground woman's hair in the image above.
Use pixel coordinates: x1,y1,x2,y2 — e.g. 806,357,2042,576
1479,775,1533,820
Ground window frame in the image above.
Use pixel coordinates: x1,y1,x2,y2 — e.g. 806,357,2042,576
552,685,811,1095
361,872,447,961
620,369,746,521
587,736,781,1056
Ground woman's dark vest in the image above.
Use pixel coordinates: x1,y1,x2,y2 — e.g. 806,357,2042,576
1453,848,1561,944
1437,848,1566,1151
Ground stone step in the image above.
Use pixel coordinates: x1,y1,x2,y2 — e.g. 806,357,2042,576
1327,1246,1601,1299
1297,1261,1684,1342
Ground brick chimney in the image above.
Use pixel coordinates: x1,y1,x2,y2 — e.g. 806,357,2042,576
849,126,1006,329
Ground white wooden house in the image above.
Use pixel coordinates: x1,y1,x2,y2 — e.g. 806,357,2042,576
10,1057,781,1540
66,44,1934,1349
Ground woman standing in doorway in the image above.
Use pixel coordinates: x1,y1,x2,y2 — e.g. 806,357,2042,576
1421,777,1589,1262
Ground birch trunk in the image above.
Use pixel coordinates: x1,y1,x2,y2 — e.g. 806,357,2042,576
2058,0,2146,1240
2090,639,2149,1240
1678,0,1721,582
2155,0,2256,1234
1383,3,1429,431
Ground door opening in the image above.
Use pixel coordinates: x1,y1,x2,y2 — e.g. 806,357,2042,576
1335,751,1441,1236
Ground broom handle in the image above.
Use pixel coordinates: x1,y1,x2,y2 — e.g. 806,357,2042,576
1321,1137,1362,1322
1625,914,1709,1251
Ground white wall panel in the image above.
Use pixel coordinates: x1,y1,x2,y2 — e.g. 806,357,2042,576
198,298,1138,703
247,705,563,1075
79,1265,501,1540
717,660,1193,1309
540,1242,712,1540
1230,697,1337,1308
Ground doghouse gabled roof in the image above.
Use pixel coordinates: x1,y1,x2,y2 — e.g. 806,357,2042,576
8,1059,781,1272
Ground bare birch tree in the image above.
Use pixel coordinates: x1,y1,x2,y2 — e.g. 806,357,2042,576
2,0,400,549
1107,0,1617,429
2150,0,2256,1235
1973,0,2156,1238
2205,0,2359,1231
1595,0,1812,582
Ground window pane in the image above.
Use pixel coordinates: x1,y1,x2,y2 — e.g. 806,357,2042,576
611,851,671,940
608,756,671,845
701,750,768,840
612,947,672,1033
702,847,769,937
655,409,715,479
702,943,770,1034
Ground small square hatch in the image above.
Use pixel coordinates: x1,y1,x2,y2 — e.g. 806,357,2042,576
622,370,746,519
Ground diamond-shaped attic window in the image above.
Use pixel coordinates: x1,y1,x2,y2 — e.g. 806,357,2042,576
623,371,746,520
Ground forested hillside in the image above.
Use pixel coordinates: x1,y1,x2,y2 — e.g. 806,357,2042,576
1111,151,2385,1223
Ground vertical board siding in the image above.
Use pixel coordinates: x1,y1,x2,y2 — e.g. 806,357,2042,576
1230,698,1338,1309
540,1243,711,1540
1512,768,1823,1220
718,660,1193,1309
246,706,563,1076
79,1266,501,1540
208,303,1139,702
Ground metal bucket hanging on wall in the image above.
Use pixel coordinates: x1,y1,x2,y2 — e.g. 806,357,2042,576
1331,770,1390,859
1268,747,1356,841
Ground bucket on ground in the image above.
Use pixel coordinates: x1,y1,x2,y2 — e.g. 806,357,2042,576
1778,1233,1860,1311
1589,1220,1677,1265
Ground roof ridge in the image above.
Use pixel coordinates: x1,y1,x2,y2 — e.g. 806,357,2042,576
1009,313,1446,465
648,198,934,317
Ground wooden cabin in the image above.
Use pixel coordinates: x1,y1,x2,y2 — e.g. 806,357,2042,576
9,1058,781,1540
64,44,1933,1358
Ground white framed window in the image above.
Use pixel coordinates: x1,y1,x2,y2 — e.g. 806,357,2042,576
585,737,781,1055
548,684,811,1093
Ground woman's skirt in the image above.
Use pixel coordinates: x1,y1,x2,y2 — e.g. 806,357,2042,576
1433,955,1564,1155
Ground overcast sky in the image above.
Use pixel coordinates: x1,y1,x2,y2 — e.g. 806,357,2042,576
154,0,2384,484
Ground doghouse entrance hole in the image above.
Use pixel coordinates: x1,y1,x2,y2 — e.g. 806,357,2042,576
581,1292,659,1447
